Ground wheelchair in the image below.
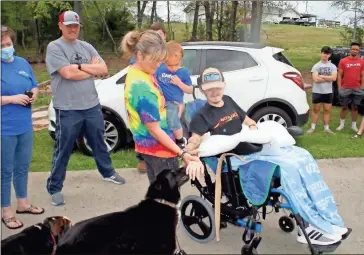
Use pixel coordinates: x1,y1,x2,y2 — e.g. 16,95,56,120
179,126,351,255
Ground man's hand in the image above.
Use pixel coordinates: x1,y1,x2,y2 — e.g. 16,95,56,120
11,94,30,106
171,75,183,87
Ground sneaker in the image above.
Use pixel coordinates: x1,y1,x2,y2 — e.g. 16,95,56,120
324,129,335,135
352,126,359,132
332,225,348,236
103,173,126,184
297,225,342,246
306,128,315,134
336,125,344,131
51,192,65,206
352,133,362,139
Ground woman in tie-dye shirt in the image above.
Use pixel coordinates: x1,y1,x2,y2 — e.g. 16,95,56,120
121,30,199,183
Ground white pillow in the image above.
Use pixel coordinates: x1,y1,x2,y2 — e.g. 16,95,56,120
198,126,273,157
256,121,295,147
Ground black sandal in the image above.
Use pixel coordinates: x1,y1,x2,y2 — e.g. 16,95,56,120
2,217,24,229
16,204,45,215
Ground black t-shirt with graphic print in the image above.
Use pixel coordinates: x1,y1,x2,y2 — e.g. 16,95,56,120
189,95,263,155
190,95,247,136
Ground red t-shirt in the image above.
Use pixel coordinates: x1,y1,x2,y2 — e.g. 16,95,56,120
338,56,364,89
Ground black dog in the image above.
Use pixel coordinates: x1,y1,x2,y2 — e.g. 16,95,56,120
56,168,189,254
1,216,72,255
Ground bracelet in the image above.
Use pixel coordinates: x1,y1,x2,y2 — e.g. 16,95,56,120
178,150,186,159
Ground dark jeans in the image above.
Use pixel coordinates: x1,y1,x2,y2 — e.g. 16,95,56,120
1,129,33,207
141,154,179,184
46,104,115,195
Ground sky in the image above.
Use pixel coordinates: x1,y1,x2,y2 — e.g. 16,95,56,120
152,1,358,26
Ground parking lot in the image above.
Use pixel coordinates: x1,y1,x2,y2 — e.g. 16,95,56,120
2,157,364,254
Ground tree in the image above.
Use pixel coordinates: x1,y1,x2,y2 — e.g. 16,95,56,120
191,1,201,41
332,0,364,41
137,1,148,29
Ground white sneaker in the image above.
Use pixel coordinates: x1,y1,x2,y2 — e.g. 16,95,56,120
336,125,344,131
352,126,359,132
332,225,348,236
297,225,342,246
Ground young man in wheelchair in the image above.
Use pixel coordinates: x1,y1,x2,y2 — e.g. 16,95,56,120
185,67,350,246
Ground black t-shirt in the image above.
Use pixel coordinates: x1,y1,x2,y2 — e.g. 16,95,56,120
190,95,247,136
189,95,262,155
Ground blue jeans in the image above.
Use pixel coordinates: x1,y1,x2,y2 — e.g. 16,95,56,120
46,104,115,195
1,129,33,208
166,101,182,131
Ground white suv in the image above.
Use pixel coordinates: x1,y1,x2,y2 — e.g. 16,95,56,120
48,41,309,155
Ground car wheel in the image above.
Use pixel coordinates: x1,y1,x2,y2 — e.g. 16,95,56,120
76,112,125,156
251,106,293,128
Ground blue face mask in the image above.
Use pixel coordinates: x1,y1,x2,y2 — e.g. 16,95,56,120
1,46,15,61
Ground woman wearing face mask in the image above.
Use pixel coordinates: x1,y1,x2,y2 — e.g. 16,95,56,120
1,25,44,229
121,30,200,184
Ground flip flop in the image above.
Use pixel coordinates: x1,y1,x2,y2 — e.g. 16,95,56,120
16,204,45,215
2,217,24,229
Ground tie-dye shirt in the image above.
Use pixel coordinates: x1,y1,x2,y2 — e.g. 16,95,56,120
124,66,176,158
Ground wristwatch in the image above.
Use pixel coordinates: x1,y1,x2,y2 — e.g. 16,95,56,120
78,64,82,70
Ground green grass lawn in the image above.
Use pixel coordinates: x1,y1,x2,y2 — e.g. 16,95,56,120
30,90,364,172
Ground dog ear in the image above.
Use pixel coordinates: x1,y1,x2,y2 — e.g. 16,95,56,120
62,217,72,234
44,216,71,237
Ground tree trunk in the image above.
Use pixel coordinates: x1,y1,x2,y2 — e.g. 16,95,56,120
21,29,26,50
229,1,238,41
74,1,84,39
167,1,172,40
34,19,42,63
93,1,117,52
204,1,212,41
250,1,263,43
218,1,224,41
191,1,200,41
137,1,148,29
150,1,156,25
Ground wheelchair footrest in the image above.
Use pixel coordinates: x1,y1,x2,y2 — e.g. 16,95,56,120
311,241,341,254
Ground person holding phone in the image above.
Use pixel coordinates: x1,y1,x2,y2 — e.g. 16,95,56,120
1,25,44,230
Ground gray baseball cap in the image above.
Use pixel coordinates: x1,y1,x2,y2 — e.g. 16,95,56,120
59,10,81,26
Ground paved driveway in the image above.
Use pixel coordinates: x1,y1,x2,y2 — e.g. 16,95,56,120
2,158,364,254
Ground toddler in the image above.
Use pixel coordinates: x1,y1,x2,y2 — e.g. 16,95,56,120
155,41,193,149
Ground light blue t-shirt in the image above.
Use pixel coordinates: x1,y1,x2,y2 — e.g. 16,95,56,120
1,56,38,136
155,63,192,103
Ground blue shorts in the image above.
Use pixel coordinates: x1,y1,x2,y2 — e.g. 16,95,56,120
166,101,182,131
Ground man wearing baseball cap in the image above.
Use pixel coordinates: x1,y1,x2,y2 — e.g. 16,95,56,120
45,10,125,206
189,67,258,138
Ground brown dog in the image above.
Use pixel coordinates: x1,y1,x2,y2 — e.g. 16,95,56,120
1,216,72,255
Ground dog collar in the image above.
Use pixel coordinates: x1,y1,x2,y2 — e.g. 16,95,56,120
154,199,179,209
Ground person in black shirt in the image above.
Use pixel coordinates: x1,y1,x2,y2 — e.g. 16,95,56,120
188,67,260,154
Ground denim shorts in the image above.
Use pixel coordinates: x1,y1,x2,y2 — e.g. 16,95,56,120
166,101,182,131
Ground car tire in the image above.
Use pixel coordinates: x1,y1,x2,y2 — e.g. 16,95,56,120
76,111,125,156
251,106,293,128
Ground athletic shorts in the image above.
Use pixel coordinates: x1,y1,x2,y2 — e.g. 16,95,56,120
338,88,364,106
141,154,179,184
312,93,333,104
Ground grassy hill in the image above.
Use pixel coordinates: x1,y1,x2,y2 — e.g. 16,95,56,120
169,23,345,71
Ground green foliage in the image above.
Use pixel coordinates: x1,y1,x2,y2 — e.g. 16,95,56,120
197,21,206,40
183,22,190,41
95,7,135,51
340,26,364,45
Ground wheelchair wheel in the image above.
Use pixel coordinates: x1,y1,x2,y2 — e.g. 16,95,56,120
278,216,295,233
180,195,215,243
241,245,258,255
